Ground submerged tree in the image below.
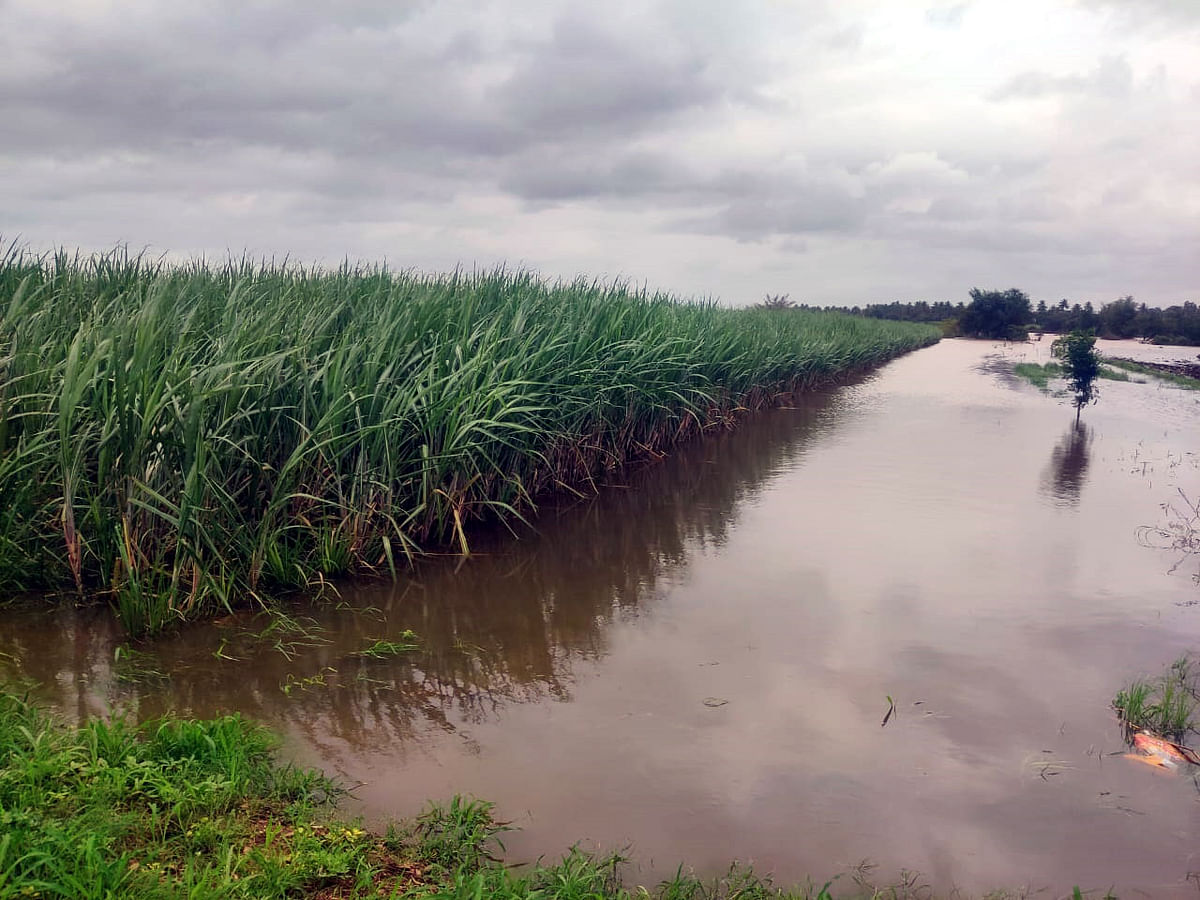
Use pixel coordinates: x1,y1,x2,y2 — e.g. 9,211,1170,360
1051,330,1101,421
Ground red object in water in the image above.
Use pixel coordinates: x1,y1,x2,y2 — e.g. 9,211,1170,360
1126,732,1200,769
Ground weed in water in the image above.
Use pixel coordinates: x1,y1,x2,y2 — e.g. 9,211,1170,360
212,638,243,662
351,631,420,658
1113,654,1199,742
112,644,169,684
1138,489,1200,586
246,611,331,660
280,667,338,696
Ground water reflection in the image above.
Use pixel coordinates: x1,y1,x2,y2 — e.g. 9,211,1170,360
0,386,846,756
1041,421,1092,506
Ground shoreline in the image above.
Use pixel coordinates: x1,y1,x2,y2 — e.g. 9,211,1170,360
0,687,1114,899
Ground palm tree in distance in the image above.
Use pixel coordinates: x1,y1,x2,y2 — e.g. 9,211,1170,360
756,293,796,310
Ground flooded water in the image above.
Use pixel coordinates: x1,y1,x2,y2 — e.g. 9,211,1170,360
4,338,1200,896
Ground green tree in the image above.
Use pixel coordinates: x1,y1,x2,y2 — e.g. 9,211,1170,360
1051,330,1101,422
1098,295,1139,338
960,288,1032,340
756,293,796,310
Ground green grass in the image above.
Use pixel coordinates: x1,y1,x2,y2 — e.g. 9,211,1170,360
351,633,420,659
0,246,938,635
1013,362,1062,390
1113,655,1199,741
112,645,170,685
0,688,1108,898
1103,358,1200,390
1013,362,1128,392
0,687,342,898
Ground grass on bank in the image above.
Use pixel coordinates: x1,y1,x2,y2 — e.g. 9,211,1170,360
0,247,939,635
0,687,1051,900
1012,362,1128,392
1102,358,1200,391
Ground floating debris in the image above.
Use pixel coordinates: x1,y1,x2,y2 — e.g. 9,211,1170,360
1123,731,1200,771
881,695,896,728
1022,754,1074,780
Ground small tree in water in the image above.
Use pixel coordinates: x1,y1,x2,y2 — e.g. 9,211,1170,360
1052,330,1101,422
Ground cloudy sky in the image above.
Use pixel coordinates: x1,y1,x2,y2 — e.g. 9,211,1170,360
3,0,1198,307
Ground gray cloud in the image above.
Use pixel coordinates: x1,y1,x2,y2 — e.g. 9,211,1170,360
925,4,970,28
1,0,1197,306
823,23,867,52
1,6,519,161
493,14,724,136
708,193,867,240
1080,0,1200,29
990,56,1133,101
499,152,694,203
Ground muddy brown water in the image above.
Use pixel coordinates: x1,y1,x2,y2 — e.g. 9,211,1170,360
4,338,1200,895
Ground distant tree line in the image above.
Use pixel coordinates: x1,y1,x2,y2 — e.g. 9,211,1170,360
781,292,1200,346
846,300,965,324
1033,296,1200,345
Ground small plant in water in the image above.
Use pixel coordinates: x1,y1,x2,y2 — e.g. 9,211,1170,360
1113,654,1199,742
280,666,338,695
351,631,420,658
1051,331,1101,421
247,611,331,660
1138,489,1200,586
112,644,169,684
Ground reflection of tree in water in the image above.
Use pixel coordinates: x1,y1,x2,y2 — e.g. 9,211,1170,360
1,387,848,756
1041,422,1091,506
